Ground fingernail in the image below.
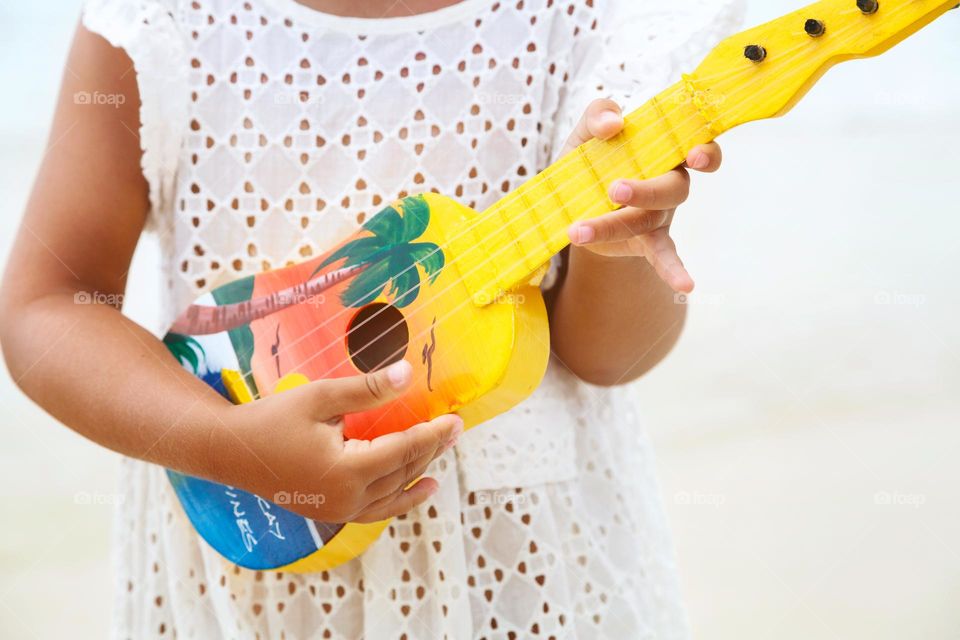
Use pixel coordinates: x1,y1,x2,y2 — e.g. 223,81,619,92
611,181,632,204
598,110,622,128
440,417,464,452
570,223,595,245
450,415,464,437
689,151,709,170
385,360,412,389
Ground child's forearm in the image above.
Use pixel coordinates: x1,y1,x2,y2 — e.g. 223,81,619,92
2,288,463,523
1,292,232,480
547,101,720,387
548,246,686,386
0,23,462,525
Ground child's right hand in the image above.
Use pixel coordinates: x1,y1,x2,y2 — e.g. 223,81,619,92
210,360,462,524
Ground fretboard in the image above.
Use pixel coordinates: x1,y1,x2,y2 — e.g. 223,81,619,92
447,79,722,304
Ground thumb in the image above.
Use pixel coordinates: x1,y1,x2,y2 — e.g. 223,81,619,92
310,360,413,420
560,98,623,156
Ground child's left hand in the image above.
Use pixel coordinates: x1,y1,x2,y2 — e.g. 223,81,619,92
561,99,722,294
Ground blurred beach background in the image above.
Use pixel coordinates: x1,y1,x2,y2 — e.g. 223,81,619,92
1,1,958,637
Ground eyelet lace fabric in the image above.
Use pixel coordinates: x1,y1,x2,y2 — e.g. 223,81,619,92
83,0,744,637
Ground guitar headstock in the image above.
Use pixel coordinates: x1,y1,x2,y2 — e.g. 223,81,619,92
692,0,957,133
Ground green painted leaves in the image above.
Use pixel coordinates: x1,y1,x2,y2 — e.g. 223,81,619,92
164,333,205,373
314,196,444,308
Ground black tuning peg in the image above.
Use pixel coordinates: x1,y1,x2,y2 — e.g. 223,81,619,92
857,0,879,14
804,19,826,36
744,44,767,63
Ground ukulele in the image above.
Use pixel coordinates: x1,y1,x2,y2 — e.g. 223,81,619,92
163,0,958,572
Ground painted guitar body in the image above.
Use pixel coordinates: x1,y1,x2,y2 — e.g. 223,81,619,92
162,0,958,571
164,193,550,572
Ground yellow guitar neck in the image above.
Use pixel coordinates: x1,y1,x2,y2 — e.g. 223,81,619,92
449,0,957,306
450,80,719,304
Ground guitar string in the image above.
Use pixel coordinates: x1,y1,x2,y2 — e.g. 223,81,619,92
254,66,726,367
223,4,810,360
281,0,870,345
237,1,917,386
277,1,902,381
228,82,697,369
297,0,928,388
262,104,699,375
261,0,894,369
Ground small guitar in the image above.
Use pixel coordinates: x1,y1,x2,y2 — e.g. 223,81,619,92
163,0,957,572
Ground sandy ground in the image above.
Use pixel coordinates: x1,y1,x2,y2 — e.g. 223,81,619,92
1,1,959,638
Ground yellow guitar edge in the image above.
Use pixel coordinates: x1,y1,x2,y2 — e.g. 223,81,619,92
278,520,392,573
456,283,550,431
222,368,255,403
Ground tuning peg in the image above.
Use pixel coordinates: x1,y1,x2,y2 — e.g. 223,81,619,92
804,19,826,36
857,0,879,14
744,44,767,63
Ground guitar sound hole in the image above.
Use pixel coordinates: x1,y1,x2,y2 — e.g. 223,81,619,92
346,303,409,374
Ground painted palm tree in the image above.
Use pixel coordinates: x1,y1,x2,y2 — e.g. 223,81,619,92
169,196,445,336
164,332,228,396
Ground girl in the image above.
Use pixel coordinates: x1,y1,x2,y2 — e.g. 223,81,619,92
1,0,742,637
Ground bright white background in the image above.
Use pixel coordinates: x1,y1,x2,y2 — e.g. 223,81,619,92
1,1,958,638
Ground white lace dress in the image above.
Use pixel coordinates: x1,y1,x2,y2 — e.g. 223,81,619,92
82,0,744,637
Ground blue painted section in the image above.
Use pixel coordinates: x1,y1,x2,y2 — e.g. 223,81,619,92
167,470,321,570
163,332,335,570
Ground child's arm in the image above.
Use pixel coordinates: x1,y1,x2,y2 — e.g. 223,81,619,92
549,99,723,386
0,25,461,524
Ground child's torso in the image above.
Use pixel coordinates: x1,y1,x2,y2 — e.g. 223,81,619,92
171,0,603,308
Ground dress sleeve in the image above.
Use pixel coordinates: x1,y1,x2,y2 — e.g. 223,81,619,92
549,0,746,162
82,0,189,231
